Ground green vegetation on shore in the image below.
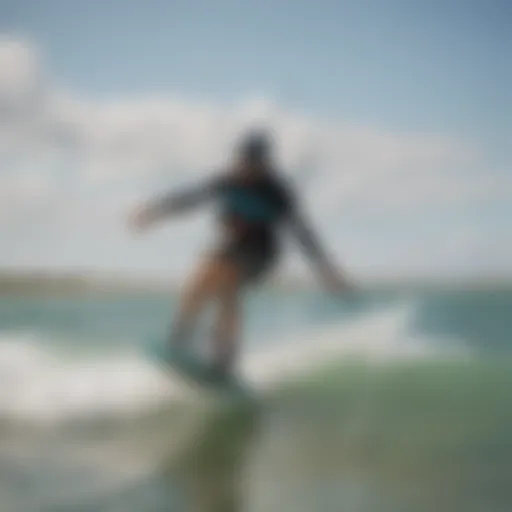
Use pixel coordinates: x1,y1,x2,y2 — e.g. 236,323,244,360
0,270,511,298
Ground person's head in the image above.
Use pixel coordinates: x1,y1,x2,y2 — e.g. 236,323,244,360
236,129,273,173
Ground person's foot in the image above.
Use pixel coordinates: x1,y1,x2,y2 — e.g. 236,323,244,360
206,362,233,385
164,343,197,372
168,329,188,352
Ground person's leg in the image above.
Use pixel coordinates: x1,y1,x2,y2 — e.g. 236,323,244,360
169,256,228,349
170,245,271,376
212,263,242,375
210,249,273,377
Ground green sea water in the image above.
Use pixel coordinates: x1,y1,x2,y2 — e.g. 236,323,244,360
0,288,511,511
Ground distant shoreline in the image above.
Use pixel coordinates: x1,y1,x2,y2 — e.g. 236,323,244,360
0,271,511,298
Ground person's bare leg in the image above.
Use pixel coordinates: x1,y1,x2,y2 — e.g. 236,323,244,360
212,262,243,376
169,258,222,349
213,288,241,375
170,255,243,377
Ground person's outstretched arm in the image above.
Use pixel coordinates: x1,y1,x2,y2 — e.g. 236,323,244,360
129,177,220,233
288,206,351,293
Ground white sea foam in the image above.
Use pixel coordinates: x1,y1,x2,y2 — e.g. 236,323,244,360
0,302,465,424
242,301,466,389
0,333,183,424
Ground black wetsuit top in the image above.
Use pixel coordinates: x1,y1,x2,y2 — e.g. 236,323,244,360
214,169,295,255
155,167,295,260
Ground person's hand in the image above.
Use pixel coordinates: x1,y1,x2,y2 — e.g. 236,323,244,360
321,267,354,295
128,205,155,234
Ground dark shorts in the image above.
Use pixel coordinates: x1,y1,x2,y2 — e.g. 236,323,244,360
215,237,277,284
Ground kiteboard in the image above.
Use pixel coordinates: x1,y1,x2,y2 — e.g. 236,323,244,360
151,342,252,399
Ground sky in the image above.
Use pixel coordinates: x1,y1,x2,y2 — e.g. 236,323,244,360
0,0,510,281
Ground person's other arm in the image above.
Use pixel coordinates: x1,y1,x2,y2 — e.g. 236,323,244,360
288,205,351,293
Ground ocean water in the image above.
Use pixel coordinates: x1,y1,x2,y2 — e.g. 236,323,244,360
0,287,511,511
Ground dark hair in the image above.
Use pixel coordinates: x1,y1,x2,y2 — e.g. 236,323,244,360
238,129,273,161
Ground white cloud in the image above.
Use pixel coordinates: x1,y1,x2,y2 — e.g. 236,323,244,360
0,37,44,115
0,35,509,277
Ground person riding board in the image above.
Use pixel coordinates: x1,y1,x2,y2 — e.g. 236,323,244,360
129,129,350,382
